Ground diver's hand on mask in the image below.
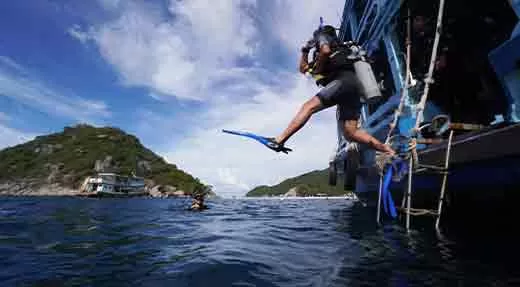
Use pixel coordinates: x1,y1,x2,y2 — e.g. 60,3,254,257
301,39,316,53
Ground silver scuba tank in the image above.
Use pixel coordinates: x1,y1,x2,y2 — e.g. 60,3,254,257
348,43,383,104
354,60,383,103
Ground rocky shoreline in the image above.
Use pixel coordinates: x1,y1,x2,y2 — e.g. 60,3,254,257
0,181,190,198
0,181,79,196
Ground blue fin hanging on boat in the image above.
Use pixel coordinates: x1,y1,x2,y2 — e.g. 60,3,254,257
222,129,293,154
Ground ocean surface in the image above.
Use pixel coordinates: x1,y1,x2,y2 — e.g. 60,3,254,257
1,197,519,287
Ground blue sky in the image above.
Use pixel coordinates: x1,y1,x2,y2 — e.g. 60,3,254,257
0,0,345,197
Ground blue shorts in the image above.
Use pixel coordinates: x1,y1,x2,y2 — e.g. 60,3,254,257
316,71,363,121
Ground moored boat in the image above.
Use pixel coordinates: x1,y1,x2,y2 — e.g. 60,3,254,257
79,173,147,197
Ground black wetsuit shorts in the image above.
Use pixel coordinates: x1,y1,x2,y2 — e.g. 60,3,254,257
316,70,363,121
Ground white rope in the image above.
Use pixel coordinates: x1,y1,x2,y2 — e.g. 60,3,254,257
376,2,448,227
385,0,447,142
385,8,412,145
413,0,447,131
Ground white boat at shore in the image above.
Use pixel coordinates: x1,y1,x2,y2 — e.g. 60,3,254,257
79,173,147,197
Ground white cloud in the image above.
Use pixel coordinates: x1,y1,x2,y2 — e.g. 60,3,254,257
98,0,121,11
0,57,111,122
77,0,261,101
0,56,26,73
165,75,340,198
76,0,347,197
78,0,343,102
67,24,92,44
271,1,344,53
0,112,9,122
0,123,37,150
168,0,258,60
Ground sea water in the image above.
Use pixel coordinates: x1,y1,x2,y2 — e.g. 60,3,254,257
0,197,518,286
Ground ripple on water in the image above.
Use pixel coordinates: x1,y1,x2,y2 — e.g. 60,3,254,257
0,197,519,287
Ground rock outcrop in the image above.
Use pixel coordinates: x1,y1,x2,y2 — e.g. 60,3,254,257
94,156,114,172
284,187,299,197
147,185,187,198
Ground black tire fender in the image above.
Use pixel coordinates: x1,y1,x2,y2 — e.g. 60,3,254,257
344,149,360,190
328,161,337,186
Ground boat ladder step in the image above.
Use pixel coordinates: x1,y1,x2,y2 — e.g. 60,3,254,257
396,207,439,217
377,129,455,232
415,164,448,173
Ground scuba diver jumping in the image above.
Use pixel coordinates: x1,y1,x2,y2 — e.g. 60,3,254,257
266,23,396,156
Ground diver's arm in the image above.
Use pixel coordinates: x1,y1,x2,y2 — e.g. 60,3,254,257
312,44,331,74
299,51,310,74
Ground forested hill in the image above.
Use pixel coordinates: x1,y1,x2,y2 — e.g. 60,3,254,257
246,169,351,197
0,124,207,194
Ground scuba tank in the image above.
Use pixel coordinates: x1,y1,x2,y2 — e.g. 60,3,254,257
347,43,383,104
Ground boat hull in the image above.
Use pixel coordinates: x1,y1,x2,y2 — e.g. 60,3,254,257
353,123,520,215
79,189,147,198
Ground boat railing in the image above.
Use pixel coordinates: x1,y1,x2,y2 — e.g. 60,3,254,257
364,94,400,131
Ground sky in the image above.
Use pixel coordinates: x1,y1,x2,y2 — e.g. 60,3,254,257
0,0,346,198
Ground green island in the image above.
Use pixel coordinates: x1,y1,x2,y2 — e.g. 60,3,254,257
0,124,213,197
246,169,353,197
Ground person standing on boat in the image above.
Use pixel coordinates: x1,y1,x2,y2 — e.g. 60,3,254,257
266,25,395,156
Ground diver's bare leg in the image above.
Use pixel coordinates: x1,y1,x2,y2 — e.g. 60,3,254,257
343,120,395,155
275,96,327,145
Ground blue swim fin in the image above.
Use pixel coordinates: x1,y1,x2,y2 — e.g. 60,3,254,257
222,129,293,154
